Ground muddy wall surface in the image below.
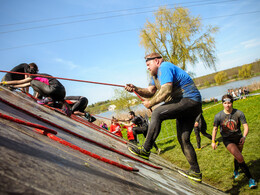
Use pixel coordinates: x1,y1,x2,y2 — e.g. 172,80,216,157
0,86,225,195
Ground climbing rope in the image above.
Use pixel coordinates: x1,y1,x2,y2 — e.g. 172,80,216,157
0,70,147,103
0,70,125,88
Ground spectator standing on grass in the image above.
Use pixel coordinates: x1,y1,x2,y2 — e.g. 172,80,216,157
212,94,257,189
238,87,242,99
243,87,249,95
125,52,202,182
231,89,237,98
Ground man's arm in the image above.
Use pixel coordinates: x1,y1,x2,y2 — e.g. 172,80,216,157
143,83,172,108
12,83,31,88
125,84,156,98
120,121,134,127
149,83,171,107
1,77,32,85
111,126,121,134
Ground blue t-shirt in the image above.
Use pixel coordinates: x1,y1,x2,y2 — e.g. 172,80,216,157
150,62,201,102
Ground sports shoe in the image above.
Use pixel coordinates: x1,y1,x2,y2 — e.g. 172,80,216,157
234,170,240,180
85,112,90,119
37,97,53,105
157,148,161,155
85,112,96,123
178,169,202,183
249,178,257,189
195,148,201,151
62,102,72,117
128,146,150,160
89,116,96,123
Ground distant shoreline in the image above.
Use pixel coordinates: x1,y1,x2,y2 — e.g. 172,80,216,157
197,75,260,90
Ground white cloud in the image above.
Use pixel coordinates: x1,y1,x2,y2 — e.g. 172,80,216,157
219,49,237,57
54,58,79,70
241,39,260,49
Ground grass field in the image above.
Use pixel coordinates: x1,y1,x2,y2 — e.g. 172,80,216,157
146,95,260,194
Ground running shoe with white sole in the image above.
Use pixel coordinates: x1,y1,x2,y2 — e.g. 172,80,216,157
178,169,202,183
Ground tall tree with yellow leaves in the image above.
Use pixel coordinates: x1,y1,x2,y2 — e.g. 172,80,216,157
140,7,218,71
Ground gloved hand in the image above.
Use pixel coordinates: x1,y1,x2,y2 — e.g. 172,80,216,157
0,81,8,85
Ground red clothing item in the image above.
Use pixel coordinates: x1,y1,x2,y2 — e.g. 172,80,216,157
125,125,135,141
65,99,73,105
110,123,123,137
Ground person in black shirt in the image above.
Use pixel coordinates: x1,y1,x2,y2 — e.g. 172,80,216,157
1,73,71,116
212,94,257,189
1,63,38,92
123,111,159,152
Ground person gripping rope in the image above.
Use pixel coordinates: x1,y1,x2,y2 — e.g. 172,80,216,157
110,117,123,137
1,63,38,93
0,73,71,116
212,94,257,189
125,52,202,182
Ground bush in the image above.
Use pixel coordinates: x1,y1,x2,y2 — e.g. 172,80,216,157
204,81,210,87
214,71,227,84
238,64,252,78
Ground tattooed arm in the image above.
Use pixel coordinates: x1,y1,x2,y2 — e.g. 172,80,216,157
125,84,157,98
143,83,172,108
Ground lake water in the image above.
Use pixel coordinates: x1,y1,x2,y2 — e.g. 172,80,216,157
99,76,260,119
199,76,260,101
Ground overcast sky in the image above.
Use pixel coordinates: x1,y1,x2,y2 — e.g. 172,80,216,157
0,0,259,104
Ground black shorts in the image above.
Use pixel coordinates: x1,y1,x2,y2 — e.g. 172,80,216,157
223,134,242,147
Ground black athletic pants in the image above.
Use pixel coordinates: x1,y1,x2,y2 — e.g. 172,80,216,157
65,96,88,113
132,126,158,150
143,98,202,173
194,114,212,148
30,80,65,101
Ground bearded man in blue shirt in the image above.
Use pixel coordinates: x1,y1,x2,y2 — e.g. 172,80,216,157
125,52,202,182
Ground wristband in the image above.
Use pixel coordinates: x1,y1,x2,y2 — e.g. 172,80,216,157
2,81,8,85
212,140,215,143
242,136,246,139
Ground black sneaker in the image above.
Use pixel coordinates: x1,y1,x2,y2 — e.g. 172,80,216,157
85,112,96,123
178,169,202,182
89,116,96,123
128,146,150,160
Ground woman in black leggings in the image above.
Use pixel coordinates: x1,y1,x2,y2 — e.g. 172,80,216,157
1,73,71,116
65,96,96,122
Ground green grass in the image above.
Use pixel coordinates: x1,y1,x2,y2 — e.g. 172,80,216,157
150,95,260,194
